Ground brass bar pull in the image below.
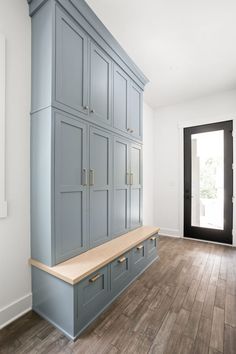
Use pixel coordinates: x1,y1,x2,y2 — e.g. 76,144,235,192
150,236,156,241
89,273,102,283
137,244,144,250
82,168,87,186
130,172,134,185
118,256,126,263
89,169,95,186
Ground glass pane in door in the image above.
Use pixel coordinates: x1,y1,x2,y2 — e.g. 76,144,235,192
191,130,224,229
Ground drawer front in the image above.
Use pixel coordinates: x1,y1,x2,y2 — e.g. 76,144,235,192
76,265,109,331
111,251,131,293
132,242,146,275
146,234,158,261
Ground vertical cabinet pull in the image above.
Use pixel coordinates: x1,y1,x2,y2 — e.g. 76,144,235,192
130,173,134,185
82,168,88,186
89,169,95,186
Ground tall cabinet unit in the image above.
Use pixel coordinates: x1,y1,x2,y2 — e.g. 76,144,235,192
28,0,159,340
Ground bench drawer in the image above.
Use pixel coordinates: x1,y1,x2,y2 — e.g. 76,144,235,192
111,251,131,293
76,265,109,331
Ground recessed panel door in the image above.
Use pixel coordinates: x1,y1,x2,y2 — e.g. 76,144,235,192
55,7,88,116
130,144,142,228
54,113,88,264
113,137,130,236
184,121,233,244
113,65,129,133
89,127,112,247
129,82,142,140
90,42,112,125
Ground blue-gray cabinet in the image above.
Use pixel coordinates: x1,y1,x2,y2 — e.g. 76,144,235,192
28,0,155,340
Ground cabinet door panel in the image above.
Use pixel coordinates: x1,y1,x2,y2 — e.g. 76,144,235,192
55,7,88,115
113,65,129,133
130,144,142,228
55,113,88,264
113,138,130,235
90,128,112,247
130,82,142,139
90,43,112,125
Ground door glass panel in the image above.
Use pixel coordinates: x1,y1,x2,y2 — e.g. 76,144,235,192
191,130,224,229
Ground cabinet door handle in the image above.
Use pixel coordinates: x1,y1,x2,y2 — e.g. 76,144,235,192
137,244,144,250
89,169,95,186
127,128,130,132
126,172,130,185
90,109,95,114
83,106,89,110
118,256,126,263
150,236,156,241
89,273,102,283
130,129,134,133
82,168,87,186
130,173,134,185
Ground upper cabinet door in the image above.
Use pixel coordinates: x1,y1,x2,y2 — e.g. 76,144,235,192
55,7,88,116
90,42,112,126
129,82,143,140
113,65,129,134
89,127,112,248
54,113,88,264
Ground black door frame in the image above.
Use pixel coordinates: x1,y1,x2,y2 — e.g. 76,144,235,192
184,120,233,244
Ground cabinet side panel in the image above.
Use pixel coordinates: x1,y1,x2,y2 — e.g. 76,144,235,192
31,0,53,112
31,108,53,265
32,267,75,339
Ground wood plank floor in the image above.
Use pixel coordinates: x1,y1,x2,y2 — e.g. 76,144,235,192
1,236,236,354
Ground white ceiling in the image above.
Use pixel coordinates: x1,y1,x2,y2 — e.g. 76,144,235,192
86,0,236,109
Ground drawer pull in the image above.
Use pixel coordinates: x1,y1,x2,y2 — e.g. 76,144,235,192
150,236,156,241
118,256,126,263
89,273,102,283
137,244,144,250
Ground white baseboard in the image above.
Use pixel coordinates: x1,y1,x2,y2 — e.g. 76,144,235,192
0,293,32,329
158,227,181,238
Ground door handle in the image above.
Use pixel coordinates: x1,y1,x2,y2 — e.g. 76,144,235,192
82,168,88,186
118,256,126,263
89,273,102,283
89,169,95,186
137,244,144,250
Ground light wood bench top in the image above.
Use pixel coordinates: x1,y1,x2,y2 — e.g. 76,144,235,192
30,226,160,285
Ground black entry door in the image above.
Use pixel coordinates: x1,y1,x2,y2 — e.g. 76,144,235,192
184,121,233,244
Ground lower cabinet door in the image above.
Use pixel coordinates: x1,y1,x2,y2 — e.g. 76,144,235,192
132,242,146,276
76,265,109,332
146,234,158,262
110,251,131,294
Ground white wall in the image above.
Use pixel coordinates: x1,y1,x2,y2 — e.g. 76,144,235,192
154,89,236,244
143,102,155,226
0,0,31,328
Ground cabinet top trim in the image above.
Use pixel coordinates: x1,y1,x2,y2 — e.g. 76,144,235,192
27,0,149,87
30,226,160,285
